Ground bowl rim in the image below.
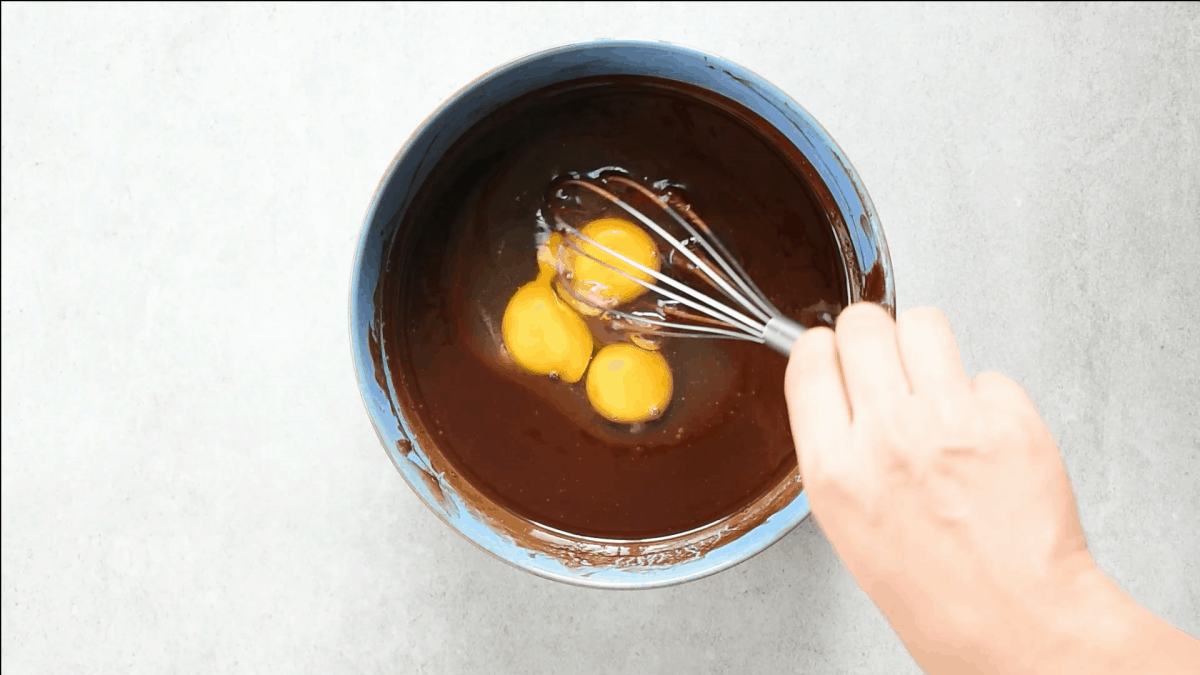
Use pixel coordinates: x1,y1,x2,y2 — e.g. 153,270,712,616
349,38,893,589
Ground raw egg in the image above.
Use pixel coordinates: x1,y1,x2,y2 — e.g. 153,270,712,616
565,218,660,307
586,343,673,424
501,262,593,384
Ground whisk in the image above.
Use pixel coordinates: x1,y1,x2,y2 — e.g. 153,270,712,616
543,170,815,357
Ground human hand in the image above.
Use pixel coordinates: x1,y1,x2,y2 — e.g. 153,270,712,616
784,303,1198,674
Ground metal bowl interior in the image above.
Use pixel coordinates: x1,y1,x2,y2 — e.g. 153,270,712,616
349,40,894,589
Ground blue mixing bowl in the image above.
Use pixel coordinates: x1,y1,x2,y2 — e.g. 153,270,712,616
349,40,894,589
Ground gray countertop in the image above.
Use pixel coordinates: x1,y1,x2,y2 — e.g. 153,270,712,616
2,4,1197,673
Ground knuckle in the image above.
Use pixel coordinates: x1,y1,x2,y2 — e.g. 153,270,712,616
805,457,856,503
788,326,835,369
784,329,835,401
933,394,975,436
794,432,833,476
890,398,984,468
891,397,934,440
836,302,892,332
972,370,1017,395
976,404,1031,452
797,435,860,499
834,303,895,353
973,372,1040,415
898,306,948,331
896,307,953,346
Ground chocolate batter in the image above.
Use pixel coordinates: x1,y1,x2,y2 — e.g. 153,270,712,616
392,76,846,540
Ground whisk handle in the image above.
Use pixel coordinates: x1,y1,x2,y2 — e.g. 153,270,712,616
763,316,806,356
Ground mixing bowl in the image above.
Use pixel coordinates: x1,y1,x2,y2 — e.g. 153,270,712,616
349,40,894,588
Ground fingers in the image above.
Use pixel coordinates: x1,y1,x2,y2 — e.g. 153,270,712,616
785,326,851,473
834,303,910,416
972,371,1059,461
972,371,1033,410
896,307,970,396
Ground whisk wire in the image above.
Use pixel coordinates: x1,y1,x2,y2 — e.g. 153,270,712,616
555,284,763,343
605,176,780,322
555,220,767,336
546,172,810,356
566,180,774,326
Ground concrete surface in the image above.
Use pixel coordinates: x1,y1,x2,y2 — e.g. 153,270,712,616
2,3,1198,673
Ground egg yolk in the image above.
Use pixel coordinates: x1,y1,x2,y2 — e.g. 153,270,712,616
553,282,603,317
567,218,660,307
501,263,593,384
536,231,565,271
586,343,673,424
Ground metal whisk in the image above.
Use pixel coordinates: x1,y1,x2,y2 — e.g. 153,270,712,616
543,170,811,356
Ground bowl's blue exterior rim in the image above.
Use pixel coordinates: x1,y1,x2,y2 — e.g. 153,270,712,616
349,39,891,589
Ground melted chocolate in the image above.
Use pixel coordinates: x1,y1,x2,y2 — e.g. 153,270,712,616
393,77,846,540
